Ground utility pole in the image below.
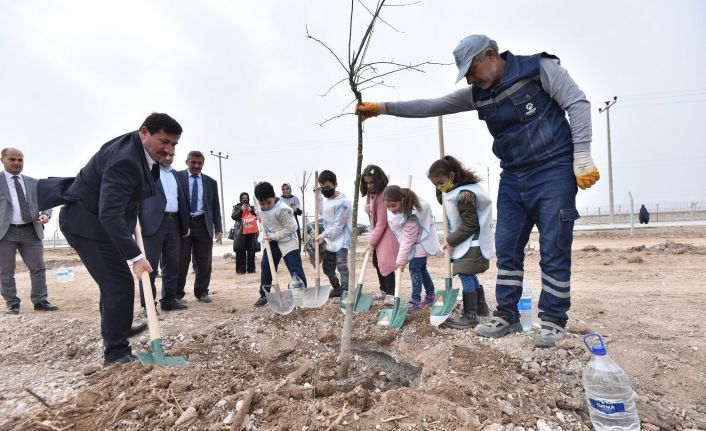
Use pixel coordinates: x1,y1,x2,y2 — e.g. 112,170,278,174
598,96,618,225
210,151,229,236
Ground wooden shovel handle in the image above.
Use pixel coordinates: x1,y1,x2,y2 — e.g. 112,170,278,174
134,223,161,341
357,248,371,285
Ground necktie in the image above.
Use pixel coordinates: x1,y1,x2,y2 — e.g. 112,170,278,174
151,163,160,181
190,175,199,214
13,176,32,223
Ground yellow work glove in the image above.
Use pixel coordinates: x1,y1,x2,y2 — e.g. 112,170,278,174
356,102,386,121
573,151,600,190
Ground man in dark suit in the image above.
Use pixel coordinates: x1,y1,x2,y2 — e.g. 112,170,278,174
0,148,58,314
56,113,182,367
138,151,190,312
177,151,222,303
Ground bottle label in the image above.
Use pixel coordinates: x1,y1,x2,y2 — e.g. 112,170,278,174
589,398,625,414
518,298,531,311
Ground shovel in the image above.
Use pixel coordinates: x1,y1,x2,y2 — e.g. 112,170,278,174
262,237,296,315
301,171,332,308
430,117,460,326
376,268,407,329
339,248,373,313
133,224,187,367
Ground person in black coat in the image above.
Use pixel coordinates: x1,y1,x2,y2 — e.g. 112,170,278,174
639,204,650,224
232,192,259,274
50,113,182,367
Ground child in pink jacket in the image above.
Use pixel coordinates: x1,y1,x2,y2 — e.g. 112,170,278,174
383,185,440,311
361,165,398,304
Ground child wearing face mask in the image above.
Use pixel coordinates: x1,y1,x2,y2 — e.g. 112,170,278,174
360,165,398,305
315,170,352,298
382,185,440,311
428,155,494,329
253,181,308,308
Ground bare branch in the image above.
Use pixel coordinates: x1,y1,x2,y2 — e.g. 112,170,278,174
348,0,354,69
316,112,357,127
306,25,350,75
384,1,422,6
319,77,350,98
358,80,395,93
357,61,446,85
357,0,403,33
350,0,385,69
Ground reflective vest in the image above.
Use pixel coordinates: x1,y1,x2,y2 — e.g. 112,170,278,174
387,199,441,260
443,184,495,261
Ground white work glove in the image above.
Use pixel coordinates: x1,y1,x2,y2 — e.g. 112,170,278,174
573,151,600,190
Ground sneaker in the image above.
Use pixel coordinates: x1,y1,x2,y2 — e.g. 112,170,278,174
407,300,423,312
421,294,436,307
253,297,268,308
383,295,394,306
534,320,566,348
373,292,386,301
328,288,343,298
474,316,523,338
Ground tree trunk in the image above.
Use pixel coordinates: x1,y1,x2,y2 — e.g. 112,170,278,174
337,93,364,379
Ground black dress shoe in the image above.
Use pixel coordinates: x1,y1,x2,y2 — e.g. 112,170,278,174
5,305,19,315
197,295,212,303
161,300,188,311
34,301,59,311
103,353,137,367
128,323,148,337
253,297,268,308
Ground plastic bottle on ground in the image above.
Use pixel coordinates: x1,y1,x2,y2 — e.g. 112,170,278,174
288,273,305,307
517,281,533,332
582,333,640,431
67,266,75,282
57,264,68,283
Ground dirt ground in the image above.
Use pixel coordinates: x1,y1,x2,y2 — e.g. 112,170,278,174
1,226,705,431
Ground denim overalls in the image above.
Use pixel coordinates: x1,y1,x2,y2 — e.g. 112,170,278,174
474,51,580,326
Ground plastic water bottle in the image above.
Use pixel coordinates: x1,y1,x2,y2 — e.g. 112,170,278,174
57,264,68,283
582,333,640,430
288,273,305,307
67,266,75,281
517,282,533,332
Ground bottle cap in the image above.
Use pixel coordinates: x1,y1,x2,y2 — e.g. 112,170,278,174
583,333,607,355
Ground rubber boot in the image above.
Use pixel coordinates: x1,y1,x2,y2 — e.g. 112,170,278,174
446,291,479,329
476,285,489,317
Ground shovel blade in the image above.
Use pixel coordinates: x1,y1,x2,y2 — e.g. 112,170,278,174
376,297,407,329
301,282,332,308
339,284,373,314
430,278,459,326
137,339,187,367
265,284,295,315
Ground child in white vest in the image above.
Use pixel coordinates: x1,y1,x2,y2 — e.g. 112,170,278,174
315,170,352,298
382,185,440,311
253,182,307,308
428,156,494,329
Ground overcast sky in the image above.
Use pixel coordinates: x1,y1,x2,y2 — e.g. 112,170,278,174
1,0,704,232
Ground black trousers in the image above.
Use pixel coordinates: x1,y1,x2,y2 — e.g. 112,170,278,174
177,217,213,299
235,250,256,273
64,232,134,362
139,213,181,307
372,250,395,295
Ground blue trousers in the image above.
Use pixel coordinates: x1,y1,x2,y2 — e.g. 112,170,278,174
409,257,434,301
459,273,480,293
259,241,307,297
494,159,578,325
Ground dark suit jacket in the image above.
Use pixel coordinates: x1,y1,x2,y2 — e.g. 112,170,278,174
179,170,222,238
58,131,156,259
138,169,189,236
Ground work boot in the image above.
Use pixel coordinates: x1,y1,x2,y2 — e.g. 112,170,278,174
329,288,343,298
446,291,479,329
534,319,566,348
476,285,489,317
474,314,523,338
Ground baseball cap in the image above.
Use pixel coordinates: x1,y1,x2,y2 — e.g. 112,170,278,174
453,34,491,83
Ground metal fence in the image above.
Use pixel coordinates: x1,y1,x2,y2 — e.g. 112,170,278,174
576,201,706,225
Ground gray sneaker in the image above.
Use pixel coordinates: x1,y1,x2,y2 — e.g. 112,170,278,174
474,316,523,338
533,321,566,348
